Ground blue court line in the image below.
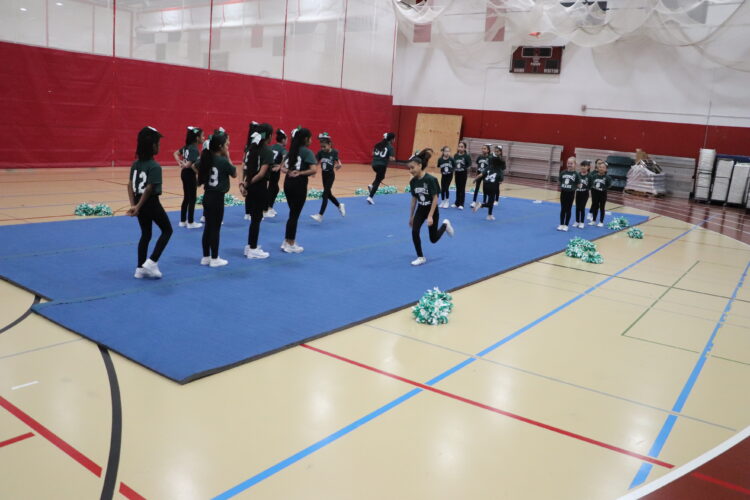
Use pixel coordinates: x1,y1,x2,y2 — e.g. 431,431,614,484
629,258,750,489
212,215,713,499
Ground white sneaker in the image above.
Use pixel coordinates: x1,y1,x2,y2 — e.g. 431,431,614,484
562,225,569,231
310,214,323,222
288,244,304,253
443,219,454,237
200,256,210,265
411,256,427,266
557,225,564,231
579,222,585,229
246,247,270,259
472,203,480,213
179,221,187,228
244,244,250,256
588,221,596,226
488,215,496,221
244,214,251,220
264,209,276,218
281,241,291,252
451,203,457,208
200,216,205,222
458,205,464,210
493,201,498,206
134,267,147,279
366,197,374,205
209,257,228,267
142,258,162,278
470,201,476,209
587,214,593,221
187,222,202,229
339,203,346,217
597,222,604,227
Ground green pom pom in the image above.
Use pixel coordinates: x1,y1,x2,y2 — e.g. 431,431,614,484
74,202,113,216
581,251,604,264
404,185,411,193
224,193,244,206
275,192,287,202
307,189,324,200
355,188,368,195
411,287,454,325
627,227,644,239
196,194,204,206
607,217,630,230
355,185,397,196
566,237,602,263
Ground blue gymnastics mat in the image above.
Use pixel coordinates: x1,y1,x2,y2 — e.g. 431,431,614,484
0,194,647,383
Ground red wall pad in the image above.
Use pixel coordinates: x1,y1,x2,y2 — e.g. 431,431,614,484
1,41,393,168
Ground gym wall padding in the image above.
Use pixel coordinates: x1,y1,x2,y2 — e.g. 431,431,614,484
1,41,393,168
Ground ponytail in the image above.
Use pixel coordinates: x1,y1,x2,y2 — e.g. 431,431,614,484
244,122,273,181
374,132,395,151
286,127,311,170
184,126,202,148
409,148,433,171
198,133,228,186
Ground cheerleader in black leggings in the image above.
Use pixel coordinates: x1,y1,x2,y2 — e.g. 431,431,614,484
367,132,395,204
557,156,580,232
241,122,274,259
281,127,317,253
472,155,503,220
127,126,173,279
589,159,612,227
311,132,345,222
173,126,203,229
437,146,455,209
471,144,491,208
265,129,287,218
198,132,237,267
408,149,454,266
453,141,471,210
574,160,592,229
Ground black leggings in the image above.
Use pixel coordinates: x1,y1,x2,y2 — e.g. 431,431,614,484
369,165,387,197
454,170,467,207
247,183,267,249
284,178,307,241
267,169,281,210
136,196,172,267
482,183,499,215
180,168,197,223
575,191,589,223
320,170,340,215
201,190,225,259
590,190,607,222
560,190,575,226
440,173,453,201
412,206,446,258
472,176,487,204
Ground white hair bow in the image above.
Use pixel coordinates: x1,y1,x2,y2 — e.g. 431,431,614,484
251,132,262,145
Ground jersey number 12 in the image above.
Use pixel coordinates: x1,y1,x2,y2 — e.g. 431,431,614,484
131,170,147,194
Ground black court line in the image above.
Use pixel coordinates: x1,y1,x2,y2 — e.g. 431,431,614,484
98,347,122,500
0,294,41,335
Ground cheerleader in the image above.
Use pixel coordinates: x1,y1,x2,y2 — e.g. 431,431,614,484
492,145,506,206
265,129,287,218
589,159,612,227
198,131,237,267
199,127,225,224
241,122,274,259
453,141,472,210
367,132,395,204
173,126,203,229
557,156,580,231
472,155,503,220
311,132,345,222
408,149,454,266
281,127,317,253
471,144,491,208
437,146,455,209
574,160,592,229
127,126,173,279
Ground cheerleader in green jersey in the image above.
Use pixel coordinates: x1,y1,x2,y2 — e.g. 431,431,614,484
472,155,503,220
437,146,455,209
127,126,173,279
453,141,472,210
492,145,506,206
198,132,237,267
408,149,454,266
367,132,395,204
589,159,612,227
241,122,274,259
265,129,287,218
173,126,203,228
574,160,592,229
311,132,345,222
199,126,225,223
471,144,491,208
281,127,317,253
557,156,581,232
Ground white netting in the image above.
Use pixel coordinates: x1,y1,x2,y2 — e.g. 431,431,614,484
392,0,750,71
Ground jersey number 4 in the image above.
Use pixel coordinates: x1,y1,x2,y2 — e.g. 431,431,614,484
131,170,147,194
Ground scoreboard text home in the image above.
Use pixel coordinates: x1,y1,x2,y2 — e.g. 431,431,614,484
510,46,565,74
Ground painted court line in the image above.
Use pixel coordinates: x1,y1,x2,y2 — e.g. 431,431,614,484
302,343,676,469
0,432,34,448
212,216,714,499
628,259,750,489
11,380,39,391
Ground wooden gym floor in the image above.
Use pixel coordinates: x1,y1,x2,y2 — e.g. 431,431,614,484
1,164,748,499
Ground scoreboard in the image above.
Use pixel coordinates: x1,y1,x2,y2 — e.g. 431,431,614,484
510,46,565,74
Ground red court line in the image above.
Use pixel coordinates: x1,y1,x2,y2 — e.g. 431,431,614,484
690,471,750,495
0,432,34,448
119,481,147,500
301,343,675,470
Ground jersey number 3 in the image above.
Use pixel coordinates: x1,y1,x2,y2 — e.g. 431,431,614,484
131,170,147,194
209,167,219,187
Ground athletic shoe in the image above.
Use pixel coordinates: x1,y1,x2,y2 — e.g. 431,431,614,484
200,216,205,222
579,222,585,229
488,215,496,221
288,244,304,253
134,267,147,279
179,221,187,228
562,225,569,231
187,222,203,229
588,221,596,226
200,256,210,266
411,256,427,266
493,201,498,206
470,201,476,209
443,219,454,237
209,257,228,267
458,205,464,210
587,213,593,221
339,203,346,217
246,248,270,259
264,209,276,218
310,214,323,222
366,197,374,205
451,203,457,208
281,241,291,252
244,244,250,256
244,214,251,220
557,225,564,231
142,258,162,278
597,222,604,227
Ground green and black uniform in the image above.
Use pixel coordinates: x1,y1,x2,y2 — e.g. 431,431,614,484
268,142,287,210
575,171,591,224
590,172,612,223
202,155,236,258
453,152,472,208
559,170,581,226
481,160,505,216
180,144,200,224
317,148,341,215
130,159,172,267
409,173,447,258
437,156,455,202
369,141,394,198
473,154,490,204
245,145,275,249
284,146,316,240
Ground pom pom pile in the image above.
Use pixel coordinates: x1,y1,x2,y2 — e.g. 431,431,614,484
412,287,454,325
